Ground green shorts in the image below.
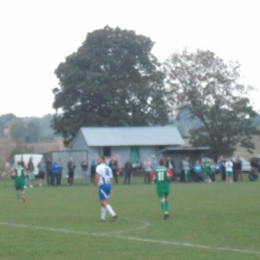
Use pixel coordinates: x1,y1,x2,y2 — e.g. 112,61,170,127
184,170,189,175
226,171,232,177
15,181,24,191
156,184,170,199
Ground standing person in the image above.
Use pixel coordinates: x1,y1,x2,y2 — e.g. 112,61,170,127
152,155,157,171
225,158,233,183
58,159,63,186
193,160,202,182
46,158,52,186
14,161,26,203
20,157,28,188
90,159,96,184
203,157,211,182
152,158,172,220
92,155,117,221
51,158,60,186
218,156,226,181
166,157,175,181
124,159,133,185
67,157,76,186
109,158,119,184
144,157,152,184
209,159,216,183
182,157,190,182
37,158,46,187
233,157,243,182
81,157,88,185
27,157,35,188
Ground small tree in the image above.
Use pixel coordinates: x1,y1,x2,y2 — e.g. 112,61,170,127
164,49,260,159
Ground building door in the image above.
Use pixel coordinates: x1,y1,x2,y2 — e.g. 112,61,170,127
130,147,140,162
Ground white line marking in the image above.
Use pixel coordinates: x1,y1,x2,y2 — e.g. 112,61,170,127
0,221,259,255
104,218,150,235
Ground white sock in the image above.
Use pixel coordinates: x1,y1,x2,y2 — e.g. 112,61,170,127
106,204,116,217
101,207,106,220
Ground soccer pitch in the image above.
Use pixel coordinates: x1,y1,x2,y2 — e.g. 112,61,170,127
0,176,259,260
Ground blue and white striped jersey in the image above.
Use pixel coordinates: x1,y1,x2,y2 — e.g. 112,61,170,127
96,163,113,186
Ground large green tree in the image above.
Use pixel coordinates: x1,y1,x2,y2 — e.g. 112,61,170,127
164,49,259,159
53,26,169,145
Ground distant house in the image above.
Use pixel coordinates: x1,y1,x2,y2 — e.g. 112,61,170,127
71,126,184,168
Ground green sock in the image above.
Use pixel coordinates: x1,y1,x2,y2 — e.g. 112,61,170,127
16,193,21,200
161,202,166,213
165,200,169,211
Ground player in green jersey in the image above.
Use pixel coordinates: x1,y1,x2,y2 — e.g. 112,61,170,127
153,158,172,220
203,157,211,182
14,161,26,203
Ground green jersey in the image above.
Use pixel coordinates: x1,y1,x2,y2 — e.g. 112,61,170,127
204,160,210,174
155,166,170,199
14,166,25,189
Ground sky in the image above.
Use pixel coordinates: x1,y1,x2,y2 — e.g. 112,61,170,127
0,0,259,118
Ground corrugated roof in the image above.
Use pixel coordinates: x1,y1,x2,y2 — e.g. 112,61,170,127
78,126,184,147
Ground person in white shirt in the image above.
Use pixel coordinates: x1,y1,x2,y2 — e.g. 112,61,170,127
93,156,117,221
225,158,233,183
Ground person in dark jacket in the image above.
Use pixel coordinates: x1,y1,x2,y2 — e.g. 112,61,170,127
124,159,133,185
46,158,52,186
67,157,76,186
90,160,96,184
109,158,119,184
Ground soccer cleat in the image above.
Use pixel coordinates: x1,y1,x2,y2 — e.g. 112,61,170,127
164,212,169,220
111,215,117,222
99,219,105,222
22,196,26,202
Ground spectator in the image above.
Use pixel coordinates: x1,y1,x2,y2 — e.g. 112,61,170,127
203,156,211,182
249,168,258,181
124,159,133,185
166,157,175,178
90,159,96,184
37,158,46,187
193,160,202,182
209,159,216,183
218,156,226,181
67,157,76,186
58,159,63,186
27,157,35,188
225,158,233,183
51,158,60,186
144,157,152,184
46,158,52,186
81,157,88,185
182,157,190,182
152,155,157,171
233,157,243,182
109,157,119,184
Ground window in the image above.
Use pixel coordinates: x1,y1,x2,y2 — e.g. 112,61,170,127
103,147,111,157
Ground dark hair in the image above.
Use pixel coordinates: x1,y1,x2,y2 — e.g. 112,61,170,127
159,158,165,166
99,155,105,162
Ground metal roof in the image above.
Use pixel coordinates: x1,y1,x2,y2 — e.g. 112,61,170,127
78,126,184,147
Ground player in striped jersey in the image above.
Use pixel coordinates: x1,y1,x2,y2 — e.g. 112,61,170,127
92,156,117,221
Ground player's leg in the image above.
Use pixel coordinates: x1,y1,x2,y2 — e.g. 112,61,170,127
99,185,116,221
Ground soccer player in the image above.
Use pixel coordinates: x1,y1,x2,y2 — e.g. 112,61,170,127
14,161,26,203
92,156,117,222
152,158,172,220
225,158,233,183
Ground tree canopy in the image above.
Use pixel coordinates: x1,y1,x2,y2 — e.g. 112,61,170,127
164,49,259,159
53,26,169,145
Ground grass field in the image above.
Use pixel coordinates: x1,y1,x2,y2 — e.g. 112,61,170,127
0,175,260,260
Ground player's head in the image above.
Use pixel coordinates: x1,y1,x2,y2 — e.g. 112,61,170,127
97,155,105,164
159,158,165,166
18,161,22,166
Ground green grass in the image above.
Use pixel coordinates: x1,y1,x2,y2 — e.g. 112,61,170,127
0,175,260,260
